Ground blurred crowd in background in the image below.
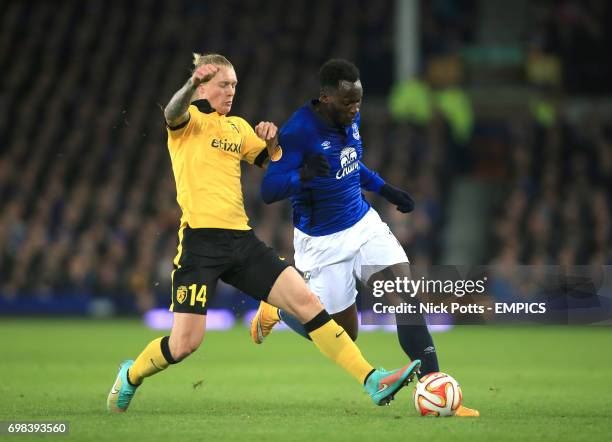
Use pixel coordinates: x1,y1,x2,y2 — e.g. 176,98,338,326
490,113,611,267
0,0,610,314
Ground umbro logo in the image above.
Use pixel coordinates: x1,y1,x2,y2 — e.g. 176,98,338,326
423,346,436,354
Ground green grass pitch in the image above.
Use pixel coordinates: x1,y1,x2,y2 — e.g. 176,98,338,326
1,320,611,442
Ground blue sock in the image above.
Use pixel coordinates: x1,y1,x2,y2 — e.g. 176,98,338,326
395,313,439,376
278,309,311,340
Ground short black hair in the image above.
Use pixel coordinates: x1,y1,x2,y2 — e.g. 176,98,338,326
319,59,360,91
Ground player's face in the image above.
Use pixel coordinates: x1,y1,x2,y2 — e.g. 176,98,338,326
201,65,237,115
323,80,363,127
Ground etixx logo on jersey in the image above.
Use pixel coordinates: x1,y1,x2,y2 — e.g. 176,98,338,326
336,147,359,179
211,138,241,153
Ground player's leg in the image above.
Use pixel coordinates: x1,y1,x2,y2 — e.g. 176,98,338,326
266,267,420,405
277,306,310,339
367,263,439,375
252,225,343,343
229,233,420,405
357,215,479,415
168,312,206,361
330,304,359,341
107,313,206,414
256,262,360,342
276,303,358,341
368,264,479,416
107,257,217,413
354,212,440,375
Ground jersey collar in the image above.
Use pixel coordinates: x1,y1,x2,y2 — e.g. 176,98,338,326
308,99,336,132
308,99,355,134
192,99,216,114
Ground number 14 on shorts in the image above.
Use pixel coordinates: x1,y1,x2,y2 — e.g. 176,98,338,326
189,284,206,306
177,284,207,307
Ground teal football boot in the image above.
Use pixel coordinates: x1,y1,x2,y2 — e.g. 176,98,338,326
107,360,138,413
365,360,421,406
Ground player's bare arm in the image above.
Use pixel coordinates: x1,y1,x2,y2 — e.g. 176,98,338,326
164,64,219,127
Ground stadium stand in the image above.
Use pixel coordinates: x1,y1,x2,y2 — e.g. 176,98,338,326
0,0,609,314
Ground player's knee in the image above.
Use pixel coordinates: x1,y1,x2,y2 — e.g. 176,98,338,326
291,289,323,322
170,335,204,362
269,267,324,321
172,342,199,362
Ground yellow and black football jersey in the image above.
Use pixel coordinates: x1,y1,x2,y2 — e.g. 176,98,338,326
166,99,268,230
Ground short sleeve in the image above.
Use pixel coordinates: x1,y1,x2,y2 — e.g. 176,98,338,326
166,105,203,140
235,117,267,165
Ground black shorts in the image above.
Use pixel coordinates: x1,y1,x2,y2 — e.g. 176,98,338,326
170,227,289,314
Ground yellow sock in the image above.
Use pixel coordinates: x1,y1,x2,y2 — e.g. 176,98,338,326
128,336,174,385
307,313,374,384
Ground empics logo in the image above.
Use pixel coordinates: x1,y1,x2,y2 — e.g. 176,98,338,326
211,138,241,153
336,146,359,179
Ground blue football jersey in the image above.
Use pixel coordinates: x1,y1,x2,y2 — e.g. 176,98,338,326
261,100,384,236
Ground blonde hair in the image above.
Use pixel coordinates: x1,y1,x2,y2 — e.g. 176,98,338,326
192,53,233,73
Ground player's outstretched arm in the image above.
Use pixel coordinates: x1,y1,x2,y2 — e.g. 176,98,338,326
261,158,303,204
261,134,330,204
359,161,414,213
358,161,385,192
164,64,219,128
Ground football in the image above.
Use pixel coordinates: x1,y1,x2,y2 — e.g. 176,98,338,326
413,372,462,416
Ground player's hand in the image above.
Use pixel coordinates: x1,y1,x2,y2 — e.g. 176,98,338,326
191,64,219,86
379,183,415,213
255,121,278,142
255,121,279,156
300,153,330,181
